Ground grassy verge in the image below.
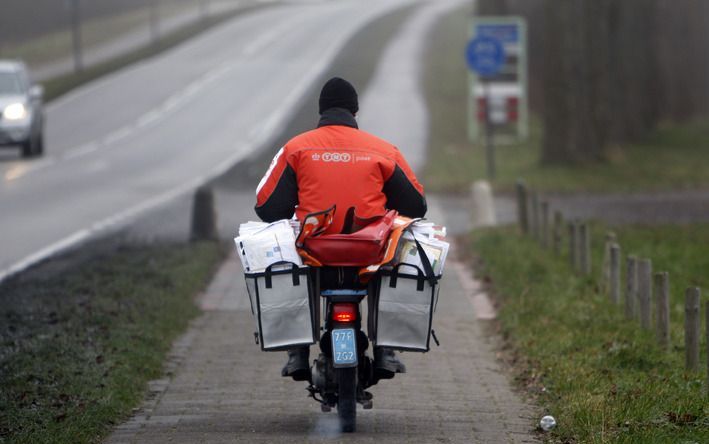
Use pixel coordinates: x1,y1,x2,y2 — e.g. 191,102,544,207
42,4,267,102
423,3,709,194
470,224,709,443
0,242,224,444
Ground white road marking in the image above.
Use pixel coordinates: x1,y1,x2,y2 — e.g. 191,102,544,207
64,142,100,160
102,126,133,146
136,109,163,129
3,158,57,181
17,61,238,176
46,61,152,113
0,172,206,283
242,9,313,56
0,230,91,283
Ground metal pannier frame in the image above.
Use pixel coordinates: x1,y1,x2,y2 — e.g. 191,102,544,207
244,261,317,351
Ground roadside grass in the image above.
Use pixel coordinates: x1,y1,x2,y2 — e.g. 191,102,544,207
423,3,709,194
470,224,709,443
39,5,265,102
0,242,224,444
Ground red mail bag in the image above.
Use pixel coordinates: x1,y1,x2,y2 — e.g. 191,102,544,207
297,207,398,267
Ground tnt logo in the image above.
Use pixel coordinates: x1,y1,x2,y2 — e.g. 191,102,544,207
322,152,352,162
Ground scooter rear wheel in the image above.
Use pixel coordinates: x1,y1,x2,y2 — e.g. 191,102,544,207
336,367,357,432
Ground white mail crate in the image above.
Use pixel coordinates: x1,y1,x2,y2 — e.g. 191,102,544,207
244,262,316,351
373,264,440,352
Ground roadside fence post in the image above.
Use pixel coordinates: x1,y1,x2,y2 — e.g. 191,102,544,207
530,192,539,241
541,201,550,249
609,244,621,305
579,222,591,276
568,221,577,269
637,259,652,329
685,287,701,372
190,186,218,242
515,180,529,235
625,256,637,319
654,272,670,349
553,211,563,256
601,232,617,293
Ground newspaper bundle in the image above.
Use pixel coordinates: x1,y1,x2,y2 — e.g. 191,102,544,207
395,220,449,276
234,219,302,272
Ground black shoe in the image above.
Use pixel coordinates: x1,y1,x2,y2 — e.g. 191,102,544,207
373,347,406,380
281,347,310,381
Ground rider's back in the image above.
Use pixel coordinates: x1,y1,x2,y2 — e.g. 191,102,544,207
256,110,426,234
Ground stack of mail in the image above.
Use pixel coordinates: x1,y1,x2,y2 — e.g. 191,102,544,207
396,221,449,276
234,219,302,272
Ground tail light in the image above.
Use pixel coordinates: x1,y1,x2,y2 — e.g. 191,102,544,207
332,303,357,323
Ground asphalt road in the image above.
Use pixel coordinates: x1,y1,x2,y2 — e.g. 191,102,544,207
0,0,424,282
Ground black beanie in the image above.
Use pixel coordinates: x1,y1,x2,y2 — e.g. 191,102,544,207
318,77,359,115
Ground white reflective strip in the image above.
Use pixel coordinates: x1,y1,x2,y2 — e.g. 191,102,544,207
256,146,285,195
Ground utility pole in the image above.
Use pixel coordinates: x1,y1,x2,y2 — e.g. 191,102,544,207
70,0,83,72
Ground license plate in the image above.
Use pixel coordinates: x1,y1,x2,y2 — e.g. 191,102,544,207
332,328,357,367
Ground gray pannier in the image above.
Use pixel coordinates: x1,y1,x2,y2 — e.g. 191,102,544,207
373,263,440,352
244,261,317,351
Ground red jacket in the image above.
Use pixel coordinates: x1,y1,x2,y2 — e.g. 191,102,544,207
255,109,426,234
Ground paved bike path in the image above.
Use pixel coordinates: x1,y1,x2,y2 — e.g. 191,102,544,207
105,196,539,444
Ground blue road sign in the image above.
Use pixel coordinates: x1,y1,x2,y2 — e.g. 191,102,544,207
465,36,505,77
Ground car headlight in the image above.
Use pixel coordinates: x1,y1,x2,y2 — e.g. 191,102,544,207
3,103,28,121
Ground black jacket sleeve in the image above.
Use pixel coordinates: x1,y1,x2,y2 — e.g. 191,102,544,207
254,164,298,222
382,165,427,218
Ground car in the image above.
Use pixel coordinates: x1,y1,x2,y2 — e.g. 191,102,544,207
0,60,44,158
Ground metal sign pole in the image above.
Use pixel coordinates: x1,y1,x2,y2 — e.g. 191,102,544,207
466,34,504,181
483,79,495,180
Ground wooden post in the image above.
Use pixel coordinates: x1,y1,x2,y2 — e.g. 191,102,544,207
654,272,670,349
625,256,637,319
579,222,591,275
568,222,577,269
541,201,550,249
515,180,529,235
553,211,563,256
601,232,617,293
190,186,218,241
637,259,652,329
530,192,539,241
685,287,701,372
609,244,621,305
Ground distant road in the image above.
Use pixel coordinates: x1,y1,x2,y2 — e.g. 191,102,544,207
0,0,416,281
